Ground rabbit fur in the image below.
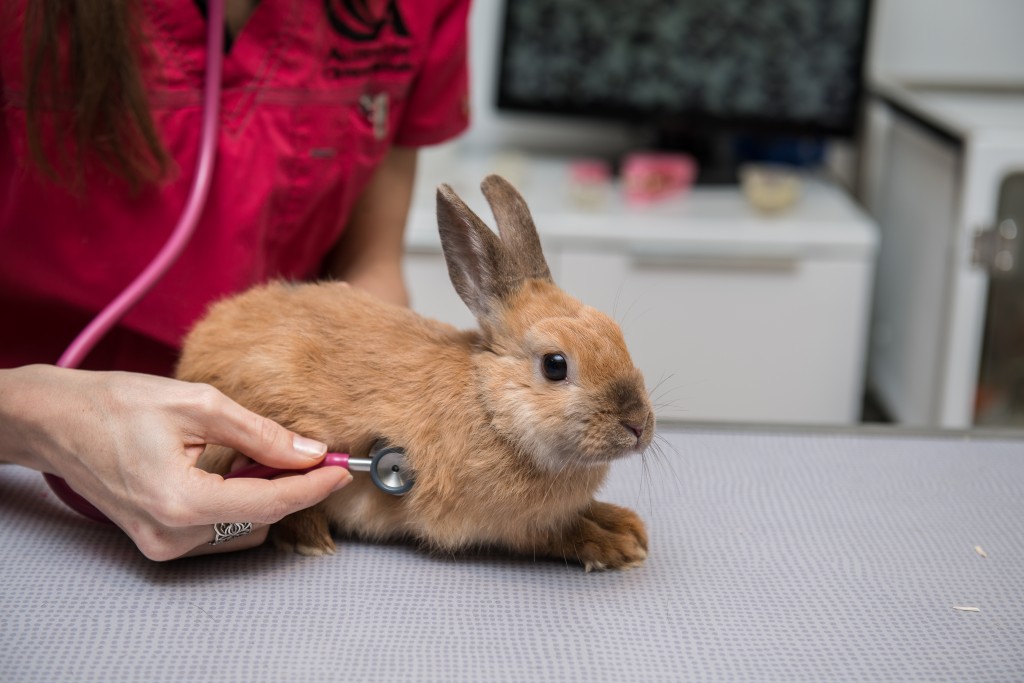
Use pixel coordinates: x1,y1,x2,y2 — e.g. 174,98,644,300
177,175,655,571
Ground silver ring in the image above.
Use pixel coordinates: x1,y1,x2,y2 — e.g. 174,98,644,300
209,522,253,545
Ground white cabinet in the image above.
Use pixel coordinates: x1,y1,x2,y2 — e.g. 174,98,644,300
404,155,878,425
862,79,1024,428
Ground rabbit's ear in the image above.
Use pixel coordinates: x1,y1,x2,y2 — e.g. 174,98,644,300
436,183,520,323
480,175,552,283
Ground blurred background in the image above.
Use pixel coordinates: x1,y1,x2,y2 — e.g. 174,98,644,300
403,0,1024,431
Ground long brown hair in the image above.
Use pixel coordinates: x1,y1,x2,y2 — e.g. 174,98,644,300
22,0,170,188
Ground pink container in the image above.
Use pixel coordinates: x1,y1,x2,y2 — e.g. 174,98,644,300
621,152,697,204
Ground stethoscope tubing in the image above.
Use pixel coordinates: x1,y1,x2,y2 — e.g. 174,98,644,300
225,446,413,496
44,0,226,524
56,1,225,368
223,452,358,481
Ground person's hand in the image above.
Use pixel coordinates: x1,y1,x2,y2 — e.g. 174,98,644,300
0,365,352,560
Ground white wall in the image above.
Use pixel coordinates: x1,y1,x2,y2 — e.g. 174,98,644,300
867,0,1024,86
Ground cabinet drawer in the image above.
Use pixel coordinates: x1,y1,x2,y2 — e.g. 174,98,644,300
556,250,873,424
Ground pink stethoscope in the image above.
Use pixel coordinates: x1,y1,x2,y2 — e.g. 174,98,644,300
45,0,411,525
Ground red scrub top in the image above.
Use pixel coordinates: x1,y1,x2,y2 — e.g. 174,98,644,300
0,0,470,376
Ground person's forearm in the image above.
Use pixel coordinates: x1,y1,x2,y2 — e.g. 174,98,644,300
0,365,59,471
341,259,409,308
324,146,418,307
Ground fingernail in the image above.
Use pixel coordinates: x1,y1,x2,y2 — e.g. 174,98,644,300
332,470,354,492
293,435,328,459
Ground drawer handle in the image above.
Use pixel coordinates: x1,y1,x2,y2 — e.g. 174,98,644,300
404,243,443,256
628,243,802,270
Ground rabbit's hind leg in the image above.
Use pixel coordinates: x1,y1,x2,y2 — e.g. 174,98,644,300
270,506,337,556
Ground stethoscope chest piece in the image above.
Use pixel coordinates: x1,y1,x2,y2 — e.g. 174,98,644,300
340,441,413,496
369,444,414,495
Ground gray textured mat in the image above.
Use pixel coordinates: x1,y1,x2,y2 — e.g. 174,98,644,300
2,428,1023,682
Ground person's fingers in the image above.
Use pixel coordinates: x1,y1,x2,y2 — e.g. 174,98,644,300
127,464,350,559
131,522,271,561
181,384,328,469
181,524,272,558
185,465,352,525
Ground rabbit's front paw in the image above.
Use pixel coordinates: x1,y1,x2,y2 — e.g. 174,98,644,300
567,502,648,572
270,507,336,556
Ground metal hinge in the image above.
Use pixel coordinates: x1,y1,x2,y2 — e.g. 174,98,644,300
972,218,1019,275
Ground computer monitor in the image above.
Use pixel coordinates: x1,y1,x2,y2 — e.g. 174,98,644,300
496,0,873,181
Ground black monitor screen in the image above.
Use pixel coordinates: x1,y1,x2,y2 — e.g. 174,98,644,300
496,0,873,138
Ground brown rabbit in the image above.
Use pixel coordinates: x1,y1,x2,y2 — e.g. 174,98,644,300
177,175,654,571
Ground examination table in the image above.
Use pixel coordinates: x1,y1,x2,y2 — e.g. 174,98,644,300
2,426,1022,682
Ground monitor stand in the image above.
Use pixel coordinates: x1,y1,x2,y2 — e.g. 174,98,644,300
652,126,741,185
652,125,828,186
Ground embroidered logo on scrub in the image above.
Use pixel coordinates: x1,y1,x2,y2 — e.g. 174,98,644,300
326,0,410,42
322,0,415,81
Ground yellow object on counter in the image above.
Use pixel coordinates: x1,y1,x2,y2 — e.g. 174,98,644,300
740,164,803,213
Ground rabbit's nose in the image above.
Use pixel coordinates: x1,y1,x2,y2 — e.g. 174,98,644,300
622,421,644,440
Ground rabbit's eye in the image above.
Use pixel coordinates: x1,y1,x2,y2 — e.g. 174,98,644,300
542,353,568,381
